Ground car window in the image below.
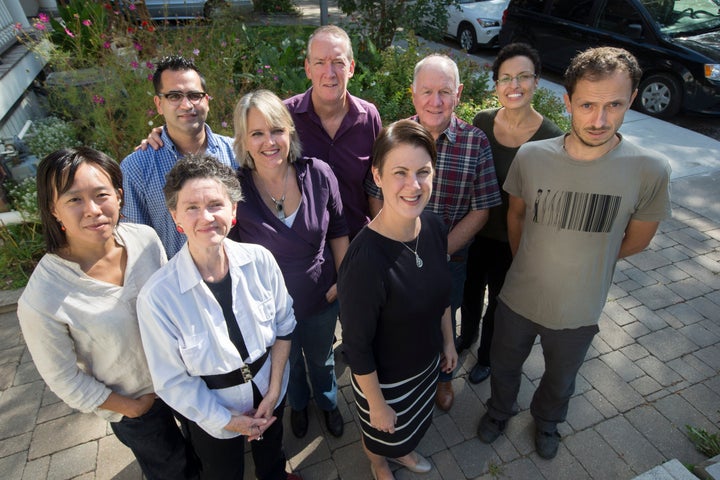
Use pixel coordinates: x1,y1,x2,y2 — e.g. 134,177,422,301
550,0,594,24
641,0,720,35
511,0,545,13
600,0,644,35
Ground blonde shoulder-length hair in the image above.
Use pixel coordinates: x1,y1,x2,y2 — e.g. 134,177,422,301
233,89,302,169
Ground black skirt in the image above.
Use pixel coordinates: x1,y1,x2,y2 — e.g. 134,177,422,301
352,355,439,458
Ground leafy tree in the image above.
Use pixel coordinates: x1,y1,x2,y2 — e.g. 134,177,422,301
338,0,458,49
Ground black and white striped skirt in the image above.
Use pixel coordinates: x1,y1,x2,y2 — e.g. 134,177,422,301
351,355,439,458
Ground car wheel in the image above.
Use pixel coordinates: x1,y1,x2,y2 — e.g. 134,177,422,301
635,73,682,119
458,24,478,53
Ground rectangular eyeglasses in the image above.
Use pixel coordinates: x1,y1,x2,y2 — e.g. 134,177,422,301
157,91,208,105
496,73,537,86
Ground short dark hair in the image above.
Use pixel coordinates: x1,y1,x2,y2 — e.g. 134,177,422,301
492,43,542,82
372,119,437,173
152,55,207,94
36,147,122,253
163,153,242,211
564,47,642,98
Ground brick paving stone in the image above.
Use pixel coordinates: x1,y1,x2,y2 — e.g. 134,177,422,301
620,344,650,361
565,429,635,479
418,423,449,457
47,442,97,480
0,431,31,459
28,411,107,460
600,351,645,382
0,381,44,440
617,279,643,293
433,413,465,449
629,375,663,396
668,277,715,301
656,309,686,329
523,344,545,381
667,356,713,385
678,354,719,380
565,394,604,431
679,323,720,348
608,284,628,301
451,438,500,479
626,250,673,271
666,229,714,255
665,303,707,326
604,301,637,327
533,442,592,480
582,389,619,419
0,451,26,479
649,232,676,248
658,216,686,233
655,392,716,432
580,359,645,413
625,405,704,463
430,449,464,480
637,328,699,362
657,246,691,263
589,334,613,356
636,356,684,387
633,460,700,480
655,264,691,282
22,455,49,480
679,384,720,424
628,305,670,331
95,435,141,480
331,442,369,480
486,457,543,479
0,345,24,367
623,321,653,340
294,459,337,480
699,318,720,338
0,364,15,391
694,345,720,370
504,410,535,457
598,315,637,349
626,268,660,288
630,284,684,310
0,316,22,350
36,400,74,424
40,385,61,407
12,361,41,386
449,380,484,440
675,260,720,290
595,416,665,475
616,295,643,310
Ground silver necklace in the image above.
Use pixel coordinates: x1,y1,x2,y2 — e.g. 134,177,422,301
401,234,423,268
266,166,290,220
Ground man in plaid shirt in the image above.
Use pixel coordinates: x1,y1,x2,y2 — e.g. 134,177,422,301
368,53,501,412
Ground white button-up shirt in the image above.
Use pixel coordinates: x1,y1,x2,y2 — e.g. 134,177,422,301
137,240,296,439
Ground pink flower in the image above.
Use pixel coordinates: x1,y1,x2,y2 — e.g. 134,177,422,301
264,65,270,69
192,48,200,56
34,22,47,31
147,109,156,117
14,22,22,31
92,95,105,105
221,121,228,128
133,42,142,51
147,74,153,81
38,13,49,23
82,19,92,26
146,61,154,69
64,27,75,38
103,41,111,49
129,3,136,10
130,61,139,69
220,41,227,48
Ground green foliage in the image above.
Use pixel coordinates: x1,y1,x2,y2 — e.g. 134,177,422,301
687,424,720,457
25,116,81,159
533,87,570,132
338,0,457,49
0,179,44,289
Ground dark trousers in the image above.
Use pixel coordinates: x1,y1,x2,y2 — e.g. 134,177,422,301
487,300,598,432
460,237,513,366
439,250,468,382
183,387,288,480
110,398,197,480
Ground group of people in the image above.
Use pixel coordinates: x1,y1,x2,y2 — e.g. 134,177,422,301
17,21,671,480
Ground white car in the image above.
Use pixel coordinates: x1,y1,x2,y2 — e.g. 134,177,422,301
446,0,509,52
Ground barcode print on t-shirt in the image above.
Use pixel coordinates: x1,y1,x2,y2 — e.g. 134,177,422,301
532,189,621,233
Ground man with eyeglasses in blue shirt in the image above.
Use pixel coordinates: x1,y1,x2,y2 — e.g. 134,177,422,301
121,55,238,258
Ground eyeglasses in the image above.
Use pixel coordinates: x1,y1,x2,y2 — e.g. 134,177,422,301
157,91,208,105
496,73,537,86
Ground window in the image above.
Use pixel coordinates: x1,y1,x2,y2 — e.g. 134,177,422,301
551,0,595,23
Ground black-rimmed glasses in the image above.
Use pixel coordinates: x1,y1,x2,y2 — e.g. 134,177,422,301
157,91,208,105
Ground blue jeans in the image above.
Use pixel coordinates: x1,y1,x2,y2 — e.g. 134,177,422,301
439,250,468,382
110,398,197,480
288,300,339,411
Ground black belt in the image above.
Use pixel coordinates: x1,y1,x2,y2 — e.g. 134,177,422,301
201,351,269,390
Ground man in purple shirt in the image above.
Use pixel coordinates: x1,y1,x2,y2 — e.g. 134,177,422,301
368,54,501,412
284,25,383,239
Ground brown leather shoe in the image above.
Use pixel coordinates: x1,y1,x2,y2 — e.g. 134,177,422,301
435,381,454,411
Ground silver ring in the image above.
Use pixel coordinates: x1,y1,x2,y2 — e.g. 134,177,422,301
257,435,263,441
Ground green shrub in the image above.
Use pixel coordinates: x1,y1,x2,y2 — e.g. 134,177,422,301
25,116,80,159
687,424,720,457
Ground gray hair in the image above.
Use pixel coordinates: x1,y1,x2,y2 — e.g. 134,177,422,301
163,153,242,211
412,54,460,93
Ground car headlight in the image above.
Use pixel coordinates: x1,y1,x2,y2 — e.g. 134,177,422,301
476,18,500,28
704,64,720,81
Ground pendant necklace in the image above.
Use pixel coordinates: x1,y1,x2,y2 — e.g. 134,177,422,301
401,233,423,268
267,165,290,220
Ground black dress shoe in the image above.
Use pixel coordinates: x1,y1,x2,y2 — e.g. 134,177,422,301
469,363,490,384
324,407,344,437
290,408,308,438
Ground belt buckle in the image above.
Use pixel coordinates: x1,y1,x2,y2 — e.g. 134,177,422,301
241,364,253,383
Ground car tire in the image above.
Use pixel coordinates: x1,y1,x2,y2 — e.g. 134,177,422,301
635,73,682,119
458,24,478,53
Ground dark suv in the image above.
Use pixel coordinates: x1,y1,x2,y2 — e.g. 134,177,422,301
499,0,720,118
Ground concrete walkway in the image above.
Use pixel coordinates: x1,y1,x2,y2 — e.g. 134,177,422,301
2,1,719,479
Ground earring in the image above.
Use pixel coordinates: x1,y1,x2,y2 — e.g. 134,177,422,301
231,218,237,226
61,224,66,232
176,224,185,234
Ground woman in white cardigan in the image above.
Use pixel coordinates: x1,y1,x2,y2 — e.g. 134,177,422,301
17,147,195,480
